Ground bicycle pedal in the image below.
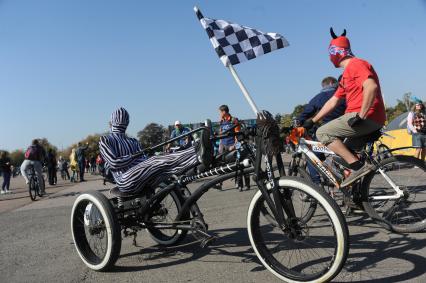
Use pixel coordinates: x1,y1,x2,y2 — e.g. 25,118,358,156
200,235,217,248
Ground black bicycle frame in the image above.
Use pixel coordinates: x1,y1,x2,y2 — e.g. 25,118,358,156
122,126,294,232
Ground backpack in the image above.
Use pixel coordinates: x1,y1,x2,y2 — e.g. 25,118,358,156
25,145,41,161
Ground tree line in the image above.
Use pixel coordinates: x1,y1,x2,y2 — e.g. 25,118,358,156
0,92,416,166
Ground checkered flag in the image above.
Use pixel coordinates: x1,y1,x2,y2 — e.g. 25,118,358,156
194,6,289,66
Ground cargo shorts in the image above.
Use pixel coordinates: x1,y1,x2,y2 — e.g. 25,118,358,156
316,112,382,145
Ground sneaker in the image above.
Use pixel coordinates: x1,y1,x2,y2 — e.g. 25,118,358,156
0,190,5,195
341,163,375,188
5,190,11,194
196,129,213,168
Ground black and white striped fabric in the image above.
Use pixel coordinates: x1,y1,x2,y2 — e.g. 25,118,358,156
99,108,198,193
194,7,289,66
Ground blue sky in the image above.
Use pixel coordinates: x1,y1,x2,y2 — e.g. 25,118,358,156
1,0,425,151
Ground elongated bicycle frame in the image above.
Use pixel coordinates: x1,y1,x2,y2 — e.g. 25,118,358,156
296,138,406,201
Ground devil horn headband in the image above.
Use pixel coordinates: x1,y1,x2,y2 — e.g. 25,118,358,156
330,27,347,39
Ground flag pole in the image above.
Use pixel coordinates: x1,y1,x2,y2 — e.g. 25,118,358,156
226,63,260,116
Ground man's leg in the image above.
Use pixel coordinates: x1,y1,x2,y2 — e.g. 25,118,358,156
316,113,382,187
117,146,199,193
306,160,321,185
4,172,11,191
20,160,30,184
79,161,85,181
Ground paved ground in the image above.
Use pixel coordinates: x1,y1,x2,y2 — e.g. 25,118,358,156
0,173,425,283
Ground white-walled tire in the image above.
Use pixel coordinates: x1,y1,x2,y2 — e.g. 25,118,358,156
247,177,349,282
71,191,121,271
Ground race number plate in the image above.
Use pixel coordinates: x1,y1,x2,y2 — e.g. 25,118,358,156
312,145,334,154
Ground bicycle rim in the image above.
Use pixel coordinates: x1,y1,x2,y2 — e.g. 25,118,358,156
248,178,348,282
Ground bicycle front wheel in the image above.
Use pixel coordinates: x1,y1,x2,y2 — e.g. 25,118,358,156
362,155,426,233
247,177,348,283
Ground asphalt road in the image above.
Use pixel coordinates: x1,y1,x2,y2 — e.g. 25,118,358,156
0,173,426,283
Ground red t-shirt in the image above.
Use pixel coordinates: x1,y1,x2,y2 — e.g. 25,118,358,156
334,58,386,125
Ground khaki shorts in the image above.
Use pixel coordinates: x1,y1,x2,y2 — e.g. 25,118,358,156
316,112,382,145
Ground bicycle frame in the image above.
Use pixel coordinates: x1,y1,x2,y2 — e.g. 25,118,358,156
297,138,406,202
117,123,294,234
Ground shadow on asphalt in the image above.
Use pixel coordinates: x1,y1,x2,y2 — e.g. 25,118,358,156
108,221,426,282
336,216,426,282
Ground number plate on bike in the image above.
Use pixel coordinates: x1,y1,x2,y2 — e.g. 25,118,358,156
312,145,334,154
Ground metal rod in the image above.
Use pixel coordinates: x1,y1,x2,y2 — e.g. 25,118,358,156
227,64,260,115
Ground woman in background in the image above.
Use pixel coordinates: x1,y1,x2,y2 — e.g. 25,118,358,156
407,100,426,161
69,148,79,183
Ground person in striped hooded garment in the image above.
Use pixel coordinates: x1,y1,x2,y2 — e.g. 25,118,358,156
99,107,213,194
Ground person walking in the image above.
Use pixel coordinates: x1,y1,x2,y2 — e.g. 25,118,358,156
407,99,426,161
75,142,89,182
58,156,70,180
0,151,12,194
46,148,57,185
70,148,79,183
90,156,97,174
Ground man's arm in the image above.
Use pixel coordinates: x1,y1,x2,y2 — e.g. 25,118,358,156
312,96,342,123
298,97,319,123
358,78,378,119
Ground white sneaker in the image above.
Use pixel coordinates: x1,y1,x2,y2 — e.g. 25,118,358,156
0,190,5,195
6,190,11,194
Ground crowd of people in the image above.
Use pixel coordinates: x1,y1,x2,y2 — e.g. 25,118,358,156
0,139,105,195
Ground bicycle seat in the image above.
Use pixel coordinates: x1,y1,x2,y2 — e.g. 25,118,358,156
109,186,140,198
344,129,382,152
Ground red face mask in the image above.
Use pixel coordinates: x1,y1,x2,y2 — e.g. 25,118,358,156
328,34,353,67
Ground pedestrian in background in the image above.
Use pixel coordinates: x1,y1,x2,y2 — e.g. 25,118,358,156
46,148,57,185
75,142,88,182
0,151,12,194
407,99,426,161
90,156,97,174
58,156,70,180
70,148,79,183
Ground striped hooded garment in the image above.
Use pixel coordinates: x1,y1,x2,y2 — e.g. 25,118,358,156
99,107,198,193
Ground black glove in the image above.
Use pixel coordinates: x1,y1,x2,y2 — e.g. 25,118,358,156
303,119,315,130
347,114,363,127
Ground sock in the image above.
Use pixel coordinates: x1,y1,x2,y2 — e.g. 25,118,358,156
349,160,364,171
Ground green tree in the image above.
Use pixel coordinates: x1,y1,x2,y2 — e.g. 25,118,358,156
58,134,103,161
137,123,165,149
9,150,25,166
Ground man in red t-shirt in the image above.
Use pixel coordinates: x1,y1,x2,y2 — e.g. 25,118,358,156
303,28,386,187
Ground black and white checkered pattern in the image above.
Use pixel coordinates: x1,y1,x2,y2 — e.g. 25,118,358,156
194,7,289,66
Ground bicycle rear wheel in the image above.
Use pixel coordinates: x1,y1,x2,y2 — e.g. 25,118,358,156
29,178,37,201
71,191,121,271
362,155,426,233
247,177,349,282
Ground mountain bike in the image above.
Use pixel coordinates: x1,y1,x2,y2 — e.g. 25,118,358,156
288,127,426,233
28,165,42,201
71,112,349,282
